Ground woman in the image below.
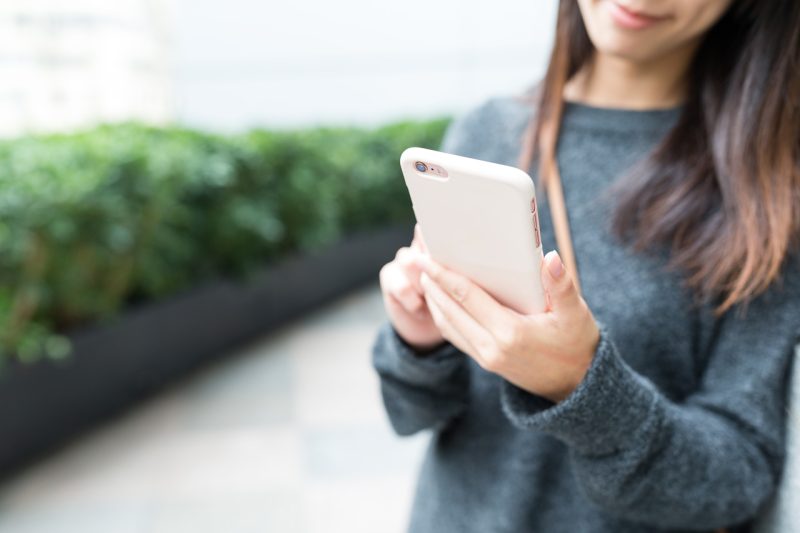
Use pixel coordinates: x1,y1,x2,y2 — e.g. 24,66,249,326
372,1,799,532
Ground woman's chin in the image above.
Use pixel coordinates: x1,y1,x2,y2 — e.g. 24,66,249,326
592,36,664,63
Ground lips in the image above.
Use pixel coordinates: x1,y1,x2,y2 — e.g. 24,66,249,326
606,1,669,30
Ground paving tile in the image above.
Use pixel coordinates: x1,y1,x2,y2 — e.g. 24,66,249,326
149,428,303,501
290,324,389,429
148,491,303,533
0,286,424,533
300,282,387,329
302,424,428,481
0,502,150,533
174,334,295,430
302,478,415,533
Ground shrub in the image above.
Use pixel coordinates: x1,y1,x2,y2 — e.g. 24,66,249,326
0,118,450,364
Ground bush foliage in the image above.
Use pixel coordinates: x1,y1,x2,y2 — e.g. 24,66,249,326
0,119,449,364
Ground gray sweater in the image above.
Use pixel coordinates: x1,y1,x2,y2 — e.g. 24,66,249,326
371,97,800,533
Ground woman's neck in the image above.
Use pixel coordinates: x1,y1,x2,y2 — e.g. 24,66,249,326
564,45,698,110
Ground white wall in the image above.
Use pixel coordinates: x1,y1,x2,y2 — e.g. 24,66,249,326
0,0,558,136
168,0,558,130
0,0,171,137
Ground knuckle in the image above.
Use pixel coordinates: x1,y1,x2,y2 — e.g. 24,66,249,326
397,247,421,269
378,263,393,286
495,325,520,352
394,246,410,261
450,280,470,302
483,353,505,373
477,342,505,372
557,277,577,297
395,282,415,300
550,279,569,297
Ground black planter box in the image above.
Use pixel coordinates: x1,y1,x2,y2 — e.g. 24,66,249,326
0,223,412,477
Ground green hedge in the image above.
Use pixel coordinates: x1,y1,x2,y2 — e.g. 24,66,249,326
0,119,450,365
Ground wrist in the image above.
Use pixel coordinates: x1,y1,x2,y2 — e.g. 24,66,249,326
537,318,601,403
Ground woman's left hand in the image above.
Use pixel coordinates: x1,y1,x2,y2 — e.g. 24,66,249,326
417,251,600,403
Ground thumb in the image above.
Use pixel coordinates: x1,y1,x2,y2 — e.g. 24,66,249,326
541,250,582,314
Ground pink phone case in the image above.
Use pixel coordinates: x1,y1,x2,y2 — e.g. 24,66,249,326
401,147,546,314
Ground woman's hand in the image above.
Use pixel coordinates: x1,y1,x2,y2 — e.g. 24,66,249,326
418,251,600,402
379,224,446,352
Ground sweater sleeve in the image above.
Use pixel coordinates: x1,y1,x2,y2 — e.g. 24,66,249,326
500,261,800,529
371,320,470,436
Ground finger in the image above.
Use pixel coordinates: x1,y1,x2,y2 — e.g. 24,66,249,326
420,271,496,363
541,251,582,315
424,292,478,357
412,223,429,254
418,254,520,336
380,262,426,315
386,290,429,321
395,247,425,294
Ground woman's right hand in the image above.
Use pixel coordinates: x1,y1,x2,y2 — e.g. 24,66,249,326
379,224,446,352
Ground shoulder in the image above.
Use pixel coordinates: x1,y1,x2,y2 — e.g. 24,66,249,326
440,95,535,166
724,249,800,337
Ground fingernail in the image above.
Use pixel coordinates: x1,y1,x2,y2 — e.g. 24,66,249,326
546,251,564,279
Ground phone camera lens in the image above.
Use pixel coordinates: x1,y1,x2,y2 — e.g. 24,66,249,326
415,161,428,172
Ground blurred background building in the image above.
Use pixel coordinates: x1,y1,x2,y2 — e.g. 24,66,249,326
168,0,556,129
0,0,555,137
0,0,171,137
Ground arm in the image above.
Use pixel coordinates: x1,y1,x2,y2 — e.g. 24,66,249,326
371,320,470,436
416,240,800,528
500,279,799,528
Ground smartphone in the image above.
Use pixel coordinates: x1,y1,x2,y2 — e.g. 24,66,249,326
400,147,545,314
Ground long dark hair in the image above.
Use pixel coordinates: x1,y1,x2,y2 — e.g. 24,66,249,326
527,0,800,313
